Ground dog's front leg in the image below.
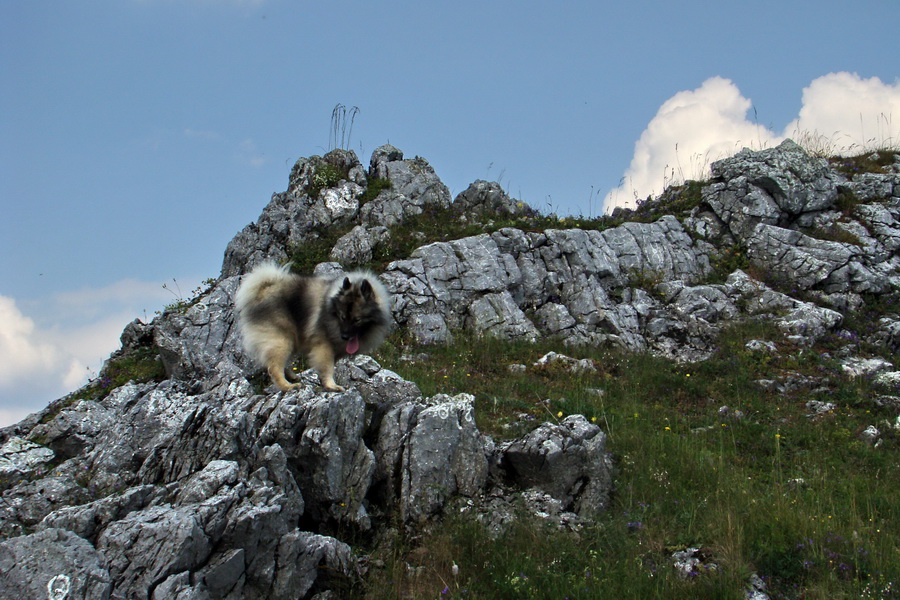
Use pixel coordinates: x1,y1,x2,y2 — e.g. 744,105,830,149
309,344,345,392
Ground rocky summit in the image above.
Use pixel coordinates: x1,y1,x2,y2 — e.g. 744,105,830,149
1,140,899,599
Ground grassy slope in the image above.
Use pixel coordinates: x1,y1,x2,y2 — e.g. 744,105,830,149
361,319,899,599
352,149,900,599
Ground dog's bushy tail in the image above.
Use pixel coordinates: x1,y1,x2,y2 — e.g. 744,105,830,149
235,262,292,314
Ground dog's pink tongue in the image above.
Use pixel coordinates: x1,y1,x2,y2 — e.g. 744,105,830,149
346,336,360,355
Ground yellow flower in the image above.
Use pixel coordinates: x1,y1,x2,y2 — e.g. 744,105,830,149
557,411,563,418
664,426,671,431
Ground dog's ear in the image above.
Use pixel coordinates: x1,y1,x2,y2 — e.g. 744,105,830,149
360,278,374,300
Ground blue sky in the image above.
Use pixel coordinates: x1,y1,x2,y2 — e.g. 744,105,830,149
1,0,898,425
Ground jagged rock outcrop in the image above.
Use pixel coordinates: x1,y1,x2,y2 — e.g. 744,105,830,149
2,139,898,598
689,140,900,297
221,146,450,279
1,358,609,599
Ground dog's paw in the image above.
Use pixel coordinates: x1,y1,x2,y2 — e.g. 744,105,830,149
275,382,303,393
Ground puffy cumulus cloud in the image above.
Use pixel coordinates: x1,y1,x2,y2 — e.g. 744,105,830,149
0,295,89,425
0,277,200,427
604,77,781,210
0,296,65,387
785,72,900,153
604,72,900,212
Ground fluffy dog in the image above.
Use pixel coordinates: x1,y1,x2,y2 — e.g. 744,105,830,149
235,262,391,392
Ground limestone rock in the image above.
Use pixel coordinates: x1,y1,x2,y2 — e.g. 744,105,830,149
0,528,113,600
501,415,612,515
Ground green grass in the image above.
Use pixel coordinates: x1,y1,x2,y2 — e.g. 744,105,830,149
633,179,706,223
830,150,899,178
359,176,392,204
357,319,900,599
65,345,166,406
306,162,351,199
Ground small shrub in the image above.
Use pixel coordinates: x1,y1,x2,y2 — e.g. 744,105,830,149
626,266,667,292
306,163,349,199
288,226,352,274
705,245,750,285
66,345,166,405
359,177,391,204
161,278,217,314
802,223,864,247
630,180,706,224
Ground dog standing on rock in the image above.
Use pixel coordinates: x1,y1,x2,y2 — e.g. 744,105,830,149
235,262,391,392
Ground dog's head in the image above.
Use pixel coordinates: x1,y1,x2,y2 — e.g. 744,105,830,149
330,277,385,354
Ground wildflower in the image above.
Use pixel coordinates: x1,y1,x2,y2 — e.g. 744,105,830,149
557,411,563,418
664,426,671,431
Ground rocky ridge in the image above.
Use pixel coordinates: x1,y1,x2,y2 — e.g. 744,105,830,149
1,140,899,599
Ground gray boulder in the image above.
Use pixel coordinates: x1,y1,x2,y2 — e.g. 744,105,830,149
97,504,213,598
222,150,368,279
329,224,390,266
705,139,841,239
373,393,488,523
453,180,529,217
0,528,113,600
7,356,579,597
694,140,900,295
501,415,612,515
0,436,55,484
361,146,451,226
154,276,246,380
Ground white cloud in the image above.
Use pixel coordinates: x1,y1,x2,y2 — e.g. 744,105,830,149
237,139,266,168
0,296,63,387
51,278,176,323
785,72,900,154
604,77,781,210
184,128,222,141
604,72,900,212
0,277,201,428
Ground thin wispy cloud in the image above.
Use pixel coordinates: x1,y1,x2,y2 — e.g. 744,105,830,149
604,72,900,212
237,138,266,167
184,128,222,141
135,0,266,6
